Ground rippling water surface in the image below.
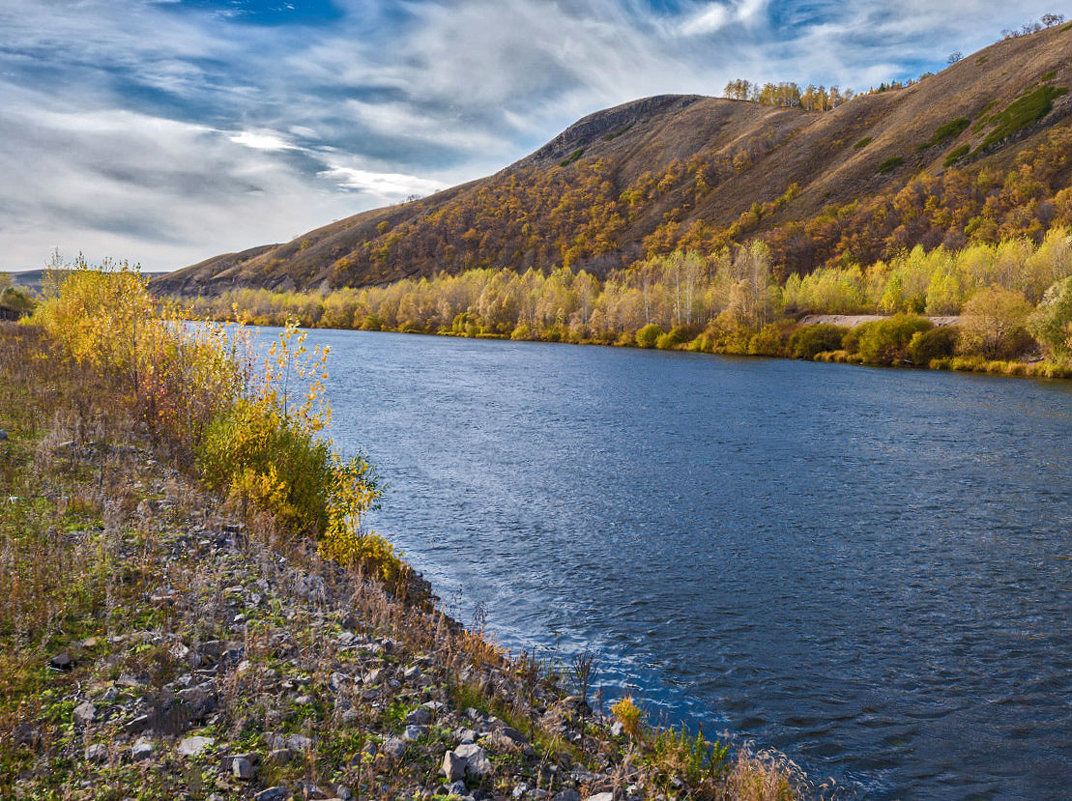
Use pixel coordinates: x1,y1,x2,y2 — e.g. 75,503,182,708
306,329,1072,799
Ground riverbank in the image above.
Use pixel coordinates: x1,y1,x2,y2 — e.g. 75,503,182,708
0,321,816,800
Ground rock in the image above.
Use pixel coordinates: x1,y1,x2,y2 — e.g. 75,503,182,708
85,744,108,762
336,786,353,801
231,756,255,780
403,665,421,681
585,794,614,801
268,748,296,764
512,784,529,799
441,750,467,782
178,735,215,757
287,733,313,751
362,668,382,685
131,740,154,761
0,430,7,440
254,788,290,801
455,743,492,777
500,725,530,745
446,780,467,796
328,672,349,692
294,694,314,706
405,706,431,726
124,714,151,734
381,737,406,760
340,708,360,726
609,722,624,737
73,700,97,727
402,725,426,741
457,727,477,744
49,651,74,670
553,791,581,801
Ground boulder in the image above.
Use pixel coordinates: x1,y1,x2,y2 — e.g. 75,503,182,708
455,743,492,777
441,750,467,782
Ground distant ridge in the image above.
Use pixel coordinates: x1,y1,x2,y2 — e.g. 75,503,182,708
154,24,1072,297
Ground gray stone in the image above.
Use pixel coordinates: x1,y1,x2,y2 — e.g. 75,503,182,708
254,788,290,801
609,721,624,737
405,706,431,726
362,668,382,685
585,794,614,801
268,748,296,764
457,727,477,744
402,724,427,741
512,784,529,799
287,733,314,751
73,700,97,727
49,651,74,670
501,726,529,745
553,792,581,801
446,780,467,796
177,735,214,757
131,740,154,761
232,756,255,780
403,665,421,681
455,743,492,777
85,743,108,762
381,737,406,760
441,750,467,782
336,785,353,801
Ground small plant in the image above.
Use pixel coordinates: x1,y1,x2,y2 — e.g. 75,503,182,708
943,144,970,167
877,155,904,174
611,696,644,740
558,148,584,168
568,650,596,703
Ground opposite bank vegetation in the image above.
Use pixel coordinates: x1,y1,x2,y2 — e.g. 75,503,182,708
182,227,1072,379
0,266,825,800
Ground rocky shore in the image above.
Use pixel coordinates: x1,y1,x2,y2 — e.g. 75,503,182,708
0,322,809,800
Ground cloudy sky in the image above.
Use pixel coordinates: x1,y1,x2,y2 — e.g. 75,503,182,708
0,0,1060,273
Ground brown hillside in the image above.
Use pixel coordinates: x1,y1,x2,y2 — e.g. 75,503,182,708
154,24,1072,296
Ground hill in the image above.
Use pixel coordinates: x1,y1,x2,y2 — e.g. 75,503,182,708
154,24,1072,297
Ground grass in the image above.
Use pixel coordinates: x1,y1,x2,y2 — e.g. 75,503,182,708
877,155,904,174
559,148,584,167
852,136,872,150
917,117,970,151
977,85,1069,151
943,144,971,167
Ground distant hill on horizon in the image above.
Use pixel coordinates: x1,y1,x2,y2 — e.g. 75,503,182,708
154,23,1072,297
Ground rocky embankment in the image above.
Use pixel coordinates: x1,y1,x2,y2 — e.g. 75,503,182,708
8,443,631,800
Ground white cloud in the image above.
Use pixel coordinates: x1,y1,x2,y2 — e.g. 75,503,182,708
318,166,448,200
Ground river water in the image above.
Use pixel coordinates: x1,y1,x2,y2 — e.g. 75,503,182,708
306,328,1072,799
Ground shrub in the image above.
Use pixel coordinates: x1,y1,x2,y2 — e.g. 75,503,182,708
958,286,1035,359
908,326,959,366
655,324,694,350
856,314,932,364
980,85,1068,150
748,323,789,356
787,323,846,359
611,696,644,740
853,136,873,150
877,156,904,174
943,144,970,167
635,323,664,348
1029,275,1072,362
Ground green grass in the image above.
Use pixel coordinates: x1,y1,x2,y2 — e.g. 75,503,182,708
558,148,584,167
1040,70,1057,82
943,144,971,167
853,136,872,150
1062,21,1072,32
978,85,1069,151
918,117,970,151
877,155,904,174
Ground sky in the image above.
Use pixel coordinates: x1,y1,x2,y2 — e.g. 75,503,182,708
0,0,1063,274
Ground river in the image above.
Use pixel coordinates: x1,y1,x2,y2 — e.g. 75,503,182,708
305,328,1072,799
